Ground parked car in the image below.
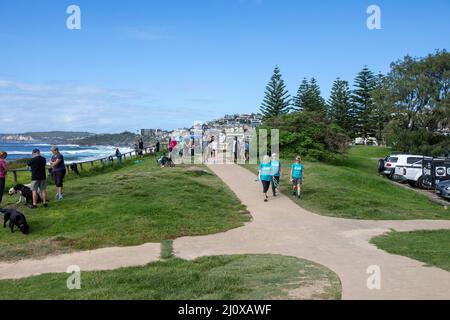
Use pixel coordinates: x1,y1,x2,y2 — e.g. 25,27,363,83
435,180,450,200
423,158,450,188
378,155,402,179
394,155,432,188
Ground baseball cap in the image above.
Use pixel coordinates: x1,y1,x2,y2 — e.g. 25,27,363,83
32,148,40,154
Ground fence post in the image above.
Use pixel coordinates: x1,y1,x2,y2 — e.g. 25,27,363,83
79,163,83,170
12,171,18,184
90,161,94,168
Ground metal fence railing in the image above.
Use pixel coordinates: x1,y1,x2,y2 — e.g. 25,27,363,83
9,149,154,184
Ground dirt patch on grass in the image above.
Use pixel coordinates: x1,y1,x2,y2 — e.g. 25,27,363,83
285,279,333,299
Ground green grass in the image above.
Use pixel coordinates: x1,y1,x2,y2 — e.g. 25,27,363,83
371,230,450,272
0,254,341,300
244,146,449,220
0,157,250,261
160,240,174,260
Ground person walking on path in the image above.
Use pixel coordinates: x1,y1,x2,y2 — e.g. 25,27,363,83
27,149,48,209
115,148,122,166
50,146,66,201
271,153,281,197
258,155,273,202
0,151,8,206
290,156,304,199
138,139,144,157
169,136,177,159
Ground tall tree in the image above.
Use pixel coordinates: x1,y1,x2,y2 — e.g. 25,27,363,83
293,78,326,115
260,66,291,118
352,66,377,138
306,78,327,115
293,78,309,111
328,78,354,135
371,73,391,144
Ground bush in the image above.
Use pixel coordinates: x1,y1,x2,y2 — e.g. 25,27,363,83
263,112,351,161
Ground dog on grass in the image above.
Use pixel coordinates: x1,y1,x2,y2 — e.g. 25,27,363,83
0,208,30,234
8,184,42,205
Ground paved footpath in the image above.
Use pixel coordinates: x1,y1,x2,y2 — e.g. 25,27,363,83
174,164,450,300
1,164,450,299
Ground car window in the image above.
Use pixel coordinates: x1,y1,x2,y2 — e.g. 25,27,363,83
388,157,398,163
407,157,423,164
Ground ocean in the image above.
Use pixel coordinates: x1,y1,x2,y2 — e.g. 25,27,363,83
0,142,133,163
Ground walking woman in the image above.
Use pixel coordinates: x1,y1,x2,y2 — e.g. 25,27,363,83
50,146,66,200
0,151,8,205
290,156,304,199
271,153,281,196
258,155,272,202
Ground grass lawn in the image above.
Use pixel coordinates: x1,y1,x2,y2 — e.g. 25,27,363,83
371,230,450,272
0,156,250,261
0,254,341,300
244,146,449,220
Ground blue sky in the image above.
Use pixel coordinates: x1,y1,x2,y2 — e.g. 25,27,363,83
0,0,448,133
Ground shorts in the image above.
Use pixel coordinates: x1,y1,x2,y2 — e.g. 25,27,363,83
292,178,302,186
30,180,47,192
53,170,66,188
261,180,271,193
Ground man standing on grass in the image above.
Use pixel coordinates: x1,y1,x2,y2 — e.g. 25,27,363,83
27,149,48,209
290,156,304,199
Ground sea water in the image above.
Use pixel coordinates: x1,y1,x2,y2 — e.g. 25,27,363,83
0,142,133,163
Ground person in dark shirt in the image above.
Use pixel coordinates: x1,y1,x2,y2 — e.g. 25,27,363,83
50,146,66,200
27,149,48,208
115,148,122,166
138,139,144,157
155,140,160,153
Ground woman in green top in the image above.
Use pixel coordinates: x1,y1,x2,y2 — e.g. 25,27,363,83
290,156,304,199
271,153,281,196
258,155,272,202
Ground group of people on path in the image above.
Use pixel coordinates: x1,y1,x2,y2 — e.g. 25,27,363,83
0,146,66,209
258,154,304,202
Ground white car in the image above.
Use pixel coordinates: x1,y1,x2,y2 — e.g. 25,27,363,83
393,155,432,187
378,155,402,178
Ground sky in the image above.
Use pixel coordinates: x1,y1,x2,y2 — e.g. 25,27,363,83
0,0,449,133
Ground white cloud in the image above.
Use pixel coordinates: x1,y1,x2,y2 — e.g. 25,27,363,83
0,80,221,133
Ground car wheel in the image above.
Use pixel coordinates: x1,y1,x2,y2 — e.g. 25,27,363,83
377,159,385,173
416,176,424,189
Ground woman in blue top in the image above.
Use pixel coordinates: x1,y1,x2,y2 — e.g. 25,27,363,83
271,153,281,197
290,156,304,199
258,155,272,202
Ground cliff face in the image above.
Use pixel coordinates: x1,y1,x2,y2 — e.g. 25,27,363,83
1,135,34,142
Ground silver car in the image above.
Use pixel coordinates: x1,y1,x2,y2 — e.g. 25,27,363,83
435,180,450,200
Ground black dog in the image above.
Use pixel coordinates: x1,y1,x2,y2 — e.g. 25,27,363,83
9,184,42,205
0,208,30,234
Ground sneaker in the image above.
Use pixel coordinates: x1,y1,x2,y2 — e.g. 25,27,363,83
43,203,48,208
55,193,60,200
28,204,37,209
264,199,268,202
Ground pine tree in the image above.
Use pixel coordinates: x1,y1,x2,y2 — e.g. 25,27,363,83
293,78,326,116
306,78,327,115
328,78,354,134
260,66,291,118
293,78,310,111
352,66,377,138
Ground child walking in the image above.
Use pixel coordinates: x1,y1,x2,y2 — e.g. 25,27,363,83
290,156,304,199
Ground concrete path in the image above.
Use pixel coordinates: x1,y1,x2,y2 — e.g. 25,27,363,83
174,164,450,300
1,164,450,300
0,243,161,280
